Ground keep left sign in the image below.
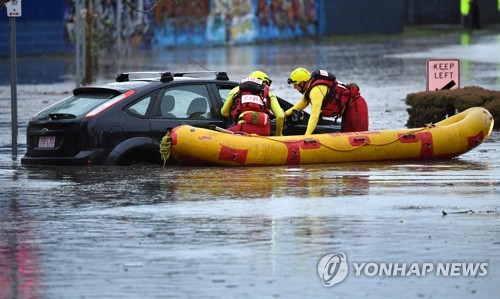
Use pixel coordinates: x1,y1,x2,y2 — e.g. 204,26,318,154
426,59,460,91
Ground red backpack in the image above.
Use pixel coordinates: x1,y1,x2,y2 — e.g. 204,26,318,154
230,77,271,122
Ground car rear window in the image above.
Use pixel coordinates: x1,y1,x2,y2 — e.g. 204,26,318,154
33,92,118,120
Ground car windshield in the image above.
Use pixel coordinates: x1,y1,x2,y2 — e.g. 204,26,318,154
33,92,118,120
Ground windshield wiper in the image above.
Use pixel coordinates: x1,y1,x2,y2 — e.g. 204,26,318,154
49,113,77,120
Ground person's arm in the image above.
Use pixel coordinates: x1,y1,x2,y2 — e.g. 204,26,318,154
304,85,327,135
269,92,284,136
284,96,308,117
221,87,239,118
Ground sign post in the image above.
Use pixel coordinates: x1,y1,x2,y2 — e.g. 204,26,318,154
426,59,460,91
6,0,21,160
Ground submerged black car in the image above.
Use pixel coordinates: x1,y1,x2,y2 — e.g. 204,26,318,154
21,71,339,166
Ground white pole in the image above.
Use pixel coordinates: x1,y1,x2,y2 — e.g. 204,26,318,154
81,0,86,84
75,0,81,87
10,16,18,160
116,0,122,62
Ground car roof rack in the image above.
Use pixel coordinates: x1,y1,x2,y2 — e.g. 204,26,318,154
172,71,229,81
116,71,229,83
116,72,174,83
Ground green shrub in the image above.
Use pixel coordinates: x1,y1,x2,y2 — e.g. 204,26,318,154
405,86,499,129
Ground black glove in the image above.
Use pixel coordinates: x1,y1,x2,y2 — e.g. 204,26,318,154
291,109,304,122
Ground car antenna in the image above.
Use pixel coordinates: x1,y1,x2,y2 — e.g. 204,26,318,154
187,57,212,72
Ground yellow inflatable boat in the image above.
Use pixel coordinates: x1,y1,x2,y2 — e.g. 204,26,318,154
162,107,494,166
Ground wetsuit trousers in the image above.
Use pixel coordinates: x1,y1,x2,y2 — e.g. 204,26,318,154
227,122,271,136
342,96,369,132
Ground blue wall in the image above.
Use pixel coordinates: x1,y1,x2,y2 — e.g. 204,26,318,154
0,0,64,21
404,0,460,25
0,0,66,56
3,0,498,57
320,0,404,35
404,0,500,25
1,0,404,57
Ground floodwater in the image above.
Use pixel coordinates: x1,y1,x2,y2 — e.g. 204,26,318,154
1,28,500,298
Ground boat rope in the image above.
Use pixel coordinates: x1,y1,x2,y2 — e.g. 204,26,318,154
357,124,436,148
159,132,172,167
241,123,436,153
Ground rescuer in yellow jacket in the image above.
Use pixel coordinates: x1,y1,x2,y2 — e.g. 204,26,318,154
285,67,369,135
221,71,284,136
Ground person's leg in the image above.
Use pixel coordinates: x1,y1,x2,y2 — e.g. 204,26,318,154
240,123,271,135
343,97,369,132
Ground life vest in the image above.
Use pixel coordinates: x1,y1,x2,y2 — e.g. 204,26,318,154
230,77,271,122
304,70,361,118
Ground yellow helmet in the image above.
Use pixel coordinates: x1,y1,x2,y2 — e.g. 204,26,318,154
249,70,272,85
287,67,311,84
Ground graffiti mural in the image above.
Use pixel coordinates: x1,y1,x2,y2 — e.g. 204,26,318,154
63,0,153,53
62,0,318,50
151,0,317,47
256,0,318,41
152,0,210,47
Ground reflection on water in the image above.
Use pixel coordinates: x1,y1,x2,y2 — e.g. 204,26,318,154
0,197,42,299
1,147,499,298
1,139,498,208
159,166,372,200
3,154,495,207
0,57,73,85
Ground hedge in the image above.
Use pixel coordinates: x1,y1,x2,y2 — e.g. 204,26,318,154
405,86,499,129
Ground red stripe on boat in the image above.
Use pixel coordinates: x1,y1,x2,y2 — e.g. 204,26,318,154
300,138,322,149
169,126,180,145
348,136,370,146
219,145,248,164
285,141,300,164
418,132,433,159
467,131,484,151
398,133,419,143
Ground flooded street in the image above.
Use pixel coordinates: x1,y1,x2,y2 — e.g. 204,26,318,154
1,29,500,298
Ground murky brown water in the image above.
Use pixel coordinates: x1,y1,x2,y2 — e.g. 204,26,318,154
1,30,499,298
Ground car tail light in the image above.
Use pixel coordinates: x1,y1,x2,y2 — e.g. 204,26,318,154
85,90,136,118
